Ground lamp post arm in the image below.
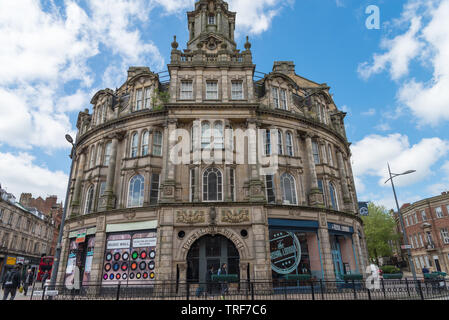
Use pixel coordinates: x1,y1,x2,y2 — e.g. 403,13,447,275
49,144,76,288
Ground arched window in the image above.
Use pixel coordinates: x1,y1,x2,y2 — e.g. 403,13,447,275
153,130,163,156
329,182,339,210
84,185,94,215
286,132,294,156
130,133,139,158
141,131,149,156
312,140,320,164
128,175,145,208
203,167,223,202
281,173,297,205
263,129,271,155
277,130,283,155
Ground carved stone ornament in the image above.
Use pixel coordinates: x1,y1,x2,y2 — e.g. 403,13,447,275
125,211,136,221
176,210,205,224
221,209,250,223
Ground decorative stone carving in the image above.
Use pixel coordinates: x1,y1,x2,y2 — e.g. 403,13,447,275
221,209,250,223
125,211,136,221
176,210,205,224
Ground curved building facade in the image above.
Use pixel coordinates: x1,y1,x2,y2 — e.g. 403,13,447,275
57,0,368,288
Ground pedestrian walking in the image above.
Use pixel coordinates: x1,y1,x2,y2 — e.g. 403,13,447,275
206,266,214,294
2,264,22,300
41,270,50,289
23,268,34,296
218,263,228,298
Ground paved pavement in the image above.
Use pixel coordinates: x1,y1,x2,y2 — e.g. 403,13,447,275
0,283,46,301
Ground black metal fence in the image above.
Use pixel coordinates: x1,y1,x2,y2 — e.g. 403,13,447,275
30,278,449,301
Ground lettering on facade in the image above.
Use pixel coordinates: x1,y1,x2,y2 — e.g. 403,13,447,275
181,227,244,252
221,209,250,223
176,210,206,224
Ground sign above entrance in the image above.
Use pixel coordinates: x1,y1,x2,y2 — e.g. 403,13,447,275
107,239,131,250
133,238,157,248
76,229,87,244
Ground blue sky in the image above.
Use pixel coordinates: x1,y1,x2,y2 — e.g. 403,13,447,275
0,0,448,209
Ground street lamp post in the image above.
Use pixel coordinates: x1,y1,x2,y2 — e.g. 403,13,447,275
49,134,76,289
384,163,418,282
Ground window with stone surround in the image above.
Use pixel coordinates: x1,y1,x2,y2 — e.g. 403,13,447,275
329,182,339,210
440,228,449,244
130,132,139,158
203,167,223,202
141,131,149,156
189,169,195,202
206,81,218,100
263,129,271,156
104,141,112,166
135,88,143,111
144,87,152,109
230,168,236,202
280,88,288,110
128,175,145,208
180,81,193,100
231,81,244,100
421,210,427,221
281,173,297,205
208,15,216,25
312,140,320,164
149,173,160,205
265,175,276,204
84,185,94,215
277,130,283,155
286,132,294,156
152,131,163,156
436,206,443,218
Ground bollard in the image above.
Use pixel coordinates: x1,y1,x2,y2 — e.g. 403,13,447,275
116,283,121,301
311,281,315,301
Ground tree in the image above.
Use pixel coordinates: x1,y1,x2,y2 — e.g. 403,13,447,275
361,202,400,265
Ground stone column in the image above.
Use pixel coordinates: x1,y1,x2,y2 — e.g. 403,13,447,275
99,131,125,212
247,119,265,202
71,147,87,217
251,207,272,280
336,148,352,212
157,208,174,281
91,216,106,286
160,119,178,203
304,134,324,206
318,212,335,280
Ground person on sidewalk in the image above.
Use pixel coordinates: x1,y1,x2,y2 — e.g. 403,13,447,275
2,264,22,300
41,270,50,289
23,268,34,296
218,263,228,298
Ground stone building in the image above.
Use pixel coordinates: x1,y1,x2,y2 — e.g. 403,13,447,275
56,0,368,288
19,193,63,256
0,184,55,280
398,191,449,274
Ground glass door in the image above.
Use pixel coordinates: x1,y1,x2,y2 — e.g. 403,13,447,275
331,236,344,280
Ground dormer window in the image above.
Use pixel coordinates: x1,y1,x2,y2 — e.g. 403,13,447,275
272,87,288,110
208,15,216,25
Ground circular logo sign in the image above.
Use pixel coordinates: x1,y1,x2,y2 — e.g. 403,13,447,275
270,231,301,275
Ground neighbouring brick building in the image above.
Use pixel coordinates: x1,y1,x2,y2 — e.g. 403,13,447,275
397,191,449,274
56,0,368,289
19,193,63,256
0,184,55,281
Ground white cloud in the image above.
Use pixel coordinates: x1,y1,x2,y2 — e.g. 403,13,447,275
361,108,376,116
0,152,68,203
351,133,449,190
358,0,449,126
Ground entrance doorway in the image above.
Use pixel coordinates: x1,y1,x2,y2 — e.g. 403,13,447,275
186,235,240,283
331,236,344,280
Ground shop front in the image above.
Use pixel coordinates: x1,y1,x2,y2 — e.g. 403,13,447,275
268,219,323,288
328,223,359,279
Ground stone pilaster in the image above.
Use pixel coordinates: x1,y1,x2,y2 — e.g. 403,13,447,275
304,133,324,207
246,119,265,202
318,212,335,280
71,147,87,217
160,119,178,203
99,131,125,212
336,148,352,212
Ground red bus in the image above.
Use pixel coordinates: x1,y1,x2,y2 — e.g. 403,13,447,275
37,256,54,281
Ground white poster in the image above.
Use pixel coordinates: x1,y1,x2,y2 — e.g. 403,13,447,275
132,237,157,248
107,239,131,249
